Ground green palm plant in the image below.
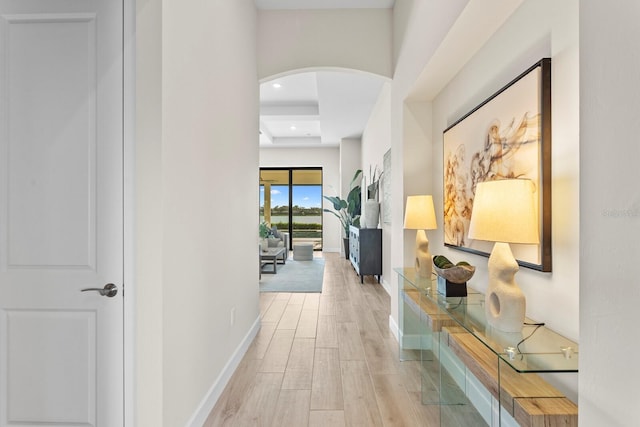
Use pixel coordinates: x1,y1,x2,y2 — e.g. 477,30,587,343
259,220,273,238
323,169,362,237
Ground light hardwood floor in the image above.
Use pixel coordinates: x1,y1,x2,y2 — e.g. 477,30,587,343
204,252,441,427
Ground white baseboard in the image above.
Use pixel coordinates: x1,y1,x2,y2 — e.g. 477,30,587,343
401,334,427,350
322,247,340,253
379,276,391,296
388,314,399,342
186,316,261,427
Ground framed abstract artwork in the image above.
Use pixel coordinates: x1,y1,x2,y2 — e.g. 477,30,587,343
443,58,552,272
382,148,391,224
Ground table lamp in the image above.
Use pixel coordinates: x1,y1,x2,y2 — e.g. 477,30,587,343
403,195,437,278
468,179,539,332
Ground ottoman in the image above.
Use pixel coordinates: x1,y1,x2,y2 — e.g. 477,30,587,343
293,243,313,261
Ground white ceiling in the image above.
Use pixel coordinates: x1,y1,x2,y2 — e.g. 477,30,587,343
260,71,386,148
256,0,393,149
255,0,395,10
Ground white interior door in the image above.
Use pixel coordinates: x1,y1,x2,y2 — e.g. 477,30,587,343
0,0,124,426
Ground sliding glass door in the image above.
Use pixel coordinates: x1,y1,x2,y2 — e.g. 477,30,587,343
260,168,323,250
260,169,290,233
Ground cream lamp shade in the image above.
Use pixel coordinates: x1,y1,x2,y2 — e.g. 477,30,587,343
468,179,539,333
468,179,539,244
404,195,437,278
403,195,437,230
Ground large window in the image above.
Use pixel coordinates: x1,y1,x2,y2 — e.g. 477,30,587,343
260,168,323,250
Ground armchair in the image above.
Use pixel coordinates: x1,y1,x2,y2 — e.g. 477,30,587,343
267,226,289,259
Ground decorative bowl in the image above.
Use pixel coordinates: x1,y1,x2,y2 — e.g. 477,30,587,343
432,262,475,284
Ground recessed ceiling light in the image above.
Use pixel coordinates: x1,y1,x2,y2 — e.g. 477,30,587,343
272,83,282,89
290,125,296,131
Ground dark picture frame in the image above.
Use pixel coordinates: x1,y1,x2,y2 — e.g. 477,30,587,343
443,58,552,272
382,149,391,224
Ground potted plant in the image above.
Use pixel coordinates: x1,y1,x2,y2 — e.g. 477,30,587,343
323,169,362,259
259,220,272,251
364,165,383,228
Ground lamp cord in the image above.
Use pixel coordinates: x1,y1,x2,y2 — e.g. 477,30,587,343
516,322,545,356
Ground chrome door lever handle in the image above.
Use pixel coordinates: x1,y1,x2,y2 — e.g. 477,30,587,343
81,283,118,298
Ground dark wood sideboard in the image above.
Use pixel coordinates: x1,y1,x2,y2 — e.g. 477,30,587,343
349,226,382,283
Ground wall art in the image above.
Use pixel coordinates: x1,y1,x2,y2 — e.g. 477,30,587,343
443,58,552,271
382,148,391,224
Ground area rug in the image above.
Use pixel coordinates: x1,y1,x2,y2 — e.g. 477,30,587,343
259,258,325,293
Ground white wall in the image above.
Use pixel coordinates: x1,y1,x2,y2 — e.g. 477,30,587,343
257,9,392,80
401,101,433,270
433,0,579,399
361,83,392,287
260,147,341,252
388,0,580,401
432,0,580,341
339,139,362,257
340,138,361,204
135,0,163,425
580,1,640,425
136,1,259,426
387,0,476,327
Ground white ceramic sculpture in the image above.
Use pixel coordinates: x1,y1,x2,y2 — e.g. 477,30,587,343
415,230,432,278
485,242,526,333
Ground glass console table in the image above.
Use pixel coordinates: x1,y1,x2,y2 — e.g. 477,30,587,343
396,267,578,427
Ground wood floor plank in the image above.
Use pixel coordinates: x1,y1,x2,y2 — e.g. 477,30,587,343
360,327,398,375
372,308,394,339
334,298,355,322
259,293,277,318
270,389,311,427
321,274,342,295
308,410,346,427
371,373,423,427
318,294,336,315
352,302,382,335
303,293,320,311
228,372,283,427
204,356,260,427
259,329,295,373
397,360,423,394
244,321,277,360
341,360,384,427
262,299,289,323
310,347,343,410
208,253,473,427
277,303,302,330
407,391,441,426
364,291,386,312
315,314,338,348
346,279,366,304
282,338,315,390
337,321,366,361
289,293,306,304
275,292,292,301
295,307,318,338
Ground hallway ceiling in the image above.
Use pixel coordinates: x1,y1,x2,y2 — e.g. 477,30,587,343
255,0,395,9
256,0,394,149
259,71,386,148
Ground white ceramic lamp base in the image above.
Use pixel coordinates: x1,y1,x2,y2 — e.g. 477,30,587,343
414,229,432,278
485,242,526,333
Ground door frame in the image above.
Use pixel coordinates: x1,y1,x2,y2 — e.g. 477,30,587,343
123,0,135,425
